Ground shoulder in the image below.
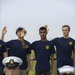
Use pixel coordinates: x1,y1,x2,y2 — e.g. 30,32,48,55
51,37,61,40
69,37,75,41
0,40,5,43
0,40,5,45
24,40,30,44
6,39,16,43
32,40,40,43
69,37,75,43
51,37,61,42
31,40,41,45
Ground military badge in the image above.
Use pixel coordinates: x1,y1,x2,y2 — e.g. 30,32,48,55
9,59,14,64
46,45,49,50
69,41,73,45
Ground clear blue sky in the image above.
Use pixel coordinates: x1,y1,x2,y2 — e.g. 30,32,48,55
0,0,75,42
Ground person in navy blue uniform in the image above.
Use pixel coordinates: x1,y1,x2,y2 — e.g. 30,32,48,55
21,27,55,75
0,26,7,75
51,25,75,75
0,40,7,75
3,27,31,75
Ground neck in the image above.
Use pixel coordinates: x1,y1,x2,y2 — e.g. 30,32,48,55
63,35,69,38
18,37,24,40
41,38,47,42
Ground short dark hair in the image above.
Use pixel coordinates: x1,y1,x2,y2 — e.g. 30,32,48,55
16,27,26,34
39,27,47,31
62,25,70,31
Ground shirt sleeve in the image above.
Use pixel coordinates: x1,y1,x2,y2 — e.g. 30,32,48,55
29,42,36,50
2,42,7,52
50,42,56,54
51,38,57,45
2,41,11,53
27,48,31,54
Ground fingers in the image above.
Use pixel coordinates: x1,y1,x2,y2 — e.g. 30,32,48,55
2,26,7,34
50,69,53,74
26,67,30,72
20,30,25,37
44,25,49,32
3,26,7,31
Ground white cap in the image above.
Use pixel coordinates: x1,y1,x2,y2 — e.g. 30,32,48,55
58,65,75,74
2,56,23,68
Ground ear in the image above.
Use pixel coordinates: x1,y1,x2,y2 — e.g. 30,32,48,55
39,31,40,35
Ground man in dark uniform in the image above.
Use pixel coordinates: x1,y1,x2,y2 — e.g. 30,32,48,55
51,25,75,75
3,27,31,75
0,40,7,75
0,26,7,75
21,27,55,75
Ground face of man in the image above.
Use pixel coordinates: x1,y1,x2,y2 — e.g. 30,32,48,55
39,29,47,39
62,27,70,37
5,67,20,75
16,30,26,38
16,31,21,38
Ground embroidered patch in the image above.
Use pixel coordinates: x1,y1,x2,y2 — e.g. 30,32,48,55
46,45,49,50
69,41,73,45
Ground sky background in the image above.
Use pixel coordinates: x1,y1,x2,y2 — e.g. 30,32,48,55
0,0,75,42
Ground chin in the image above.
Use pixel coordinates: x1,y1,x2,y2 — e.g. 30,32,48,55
9,74,13,75
19,36,21,38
